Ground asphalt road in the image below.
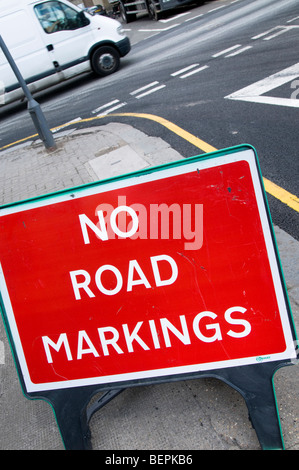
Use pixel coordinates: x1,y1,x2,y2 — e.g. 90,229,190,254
0,0,298,239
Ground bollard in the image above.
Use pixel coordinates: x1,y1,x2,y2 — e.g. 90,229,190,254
27,98,56,150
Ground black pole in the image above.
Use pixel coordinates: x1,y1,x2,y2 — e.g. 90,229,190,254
0,35,56,150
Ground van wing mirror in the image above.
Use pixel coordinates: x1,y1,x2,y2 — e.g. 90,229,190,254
77,11,90,27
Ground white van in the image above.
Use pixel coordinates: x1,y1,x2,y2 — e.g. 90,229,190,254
0,0,131,106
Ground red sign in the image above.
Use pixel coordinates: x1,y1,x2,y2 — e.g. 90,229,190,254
0,147,296,392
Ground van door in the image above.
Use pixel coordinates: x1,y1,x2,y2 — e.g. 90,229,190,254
0,7,55,96
33,1,94,78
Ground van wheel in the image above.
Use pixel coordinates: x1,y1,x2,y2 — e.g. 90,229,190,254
91,46,120,76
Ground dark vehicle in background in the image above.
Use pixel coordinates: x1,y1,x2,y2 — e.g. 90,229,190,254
118,0,204,22
84,4,108,16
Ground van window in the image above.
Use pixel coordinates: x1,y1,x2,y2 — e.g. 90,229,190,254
34,1,90,34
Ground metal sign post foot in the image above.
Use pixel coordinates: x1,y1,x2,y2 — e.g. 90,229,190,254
27,98,56,150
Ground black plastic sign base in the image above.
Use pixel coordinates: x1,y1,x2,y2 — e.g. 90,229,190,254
27,360,292,450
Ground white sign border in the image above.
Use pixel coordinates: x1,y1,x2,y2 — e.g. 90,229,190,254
0,147,296,392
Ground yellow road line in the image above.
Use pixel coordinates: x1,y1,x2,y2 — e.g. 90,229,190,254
1,112,298,213
263,178,299,212
112,113,299,213
111,112,217,154
0,133,38,150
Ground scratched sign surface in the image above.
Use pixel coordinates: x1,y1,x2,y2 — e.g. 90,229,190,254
0,146,296,392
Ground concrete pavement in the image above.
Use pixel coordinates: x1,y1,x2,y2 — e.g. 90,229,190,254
0,123,298,450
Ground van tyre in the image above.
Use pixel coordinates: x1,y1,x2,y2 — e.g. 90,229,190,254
91,46,120,76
